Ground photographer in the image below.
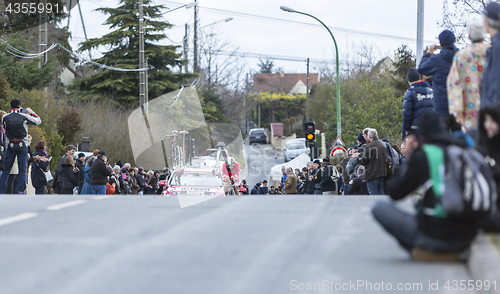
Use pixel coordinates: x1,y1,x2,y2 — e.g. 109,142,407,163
0,99,41,194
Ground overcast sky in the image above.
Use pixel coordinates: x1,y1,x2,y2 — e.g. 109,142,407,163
67,0,452,74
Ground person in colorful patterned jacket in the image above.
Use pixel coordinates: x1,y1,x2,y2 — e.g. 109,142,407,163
447,20,490,131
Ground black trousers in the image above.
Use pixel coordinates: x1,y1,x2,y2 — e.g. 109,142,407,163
372,200,472,253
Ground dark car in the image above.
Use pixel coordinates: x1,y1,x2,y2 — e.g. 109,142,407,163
248,129,267,145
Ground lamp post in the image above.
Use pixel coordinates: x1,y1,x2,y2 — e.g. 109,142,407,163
280,5,341,139
139,1,198,109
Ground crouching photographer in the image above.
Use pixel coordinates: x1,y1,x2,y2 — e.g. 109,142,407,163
0,99,42,194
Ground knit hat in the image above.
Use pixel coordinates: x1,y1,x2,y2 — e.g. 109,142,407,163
407,68,421,83
357,132,366,144
323,157,330,162
439,29,456,45
154,170,161,174
10,98,21,109
483,2,500,21
78,152,85,158
313,159,321,164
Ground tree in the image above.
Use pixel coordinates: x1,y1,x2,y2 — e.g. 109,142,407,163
439,0,487,43
0,32,56,91
391,44,416,97
57,108,83,146
68,0,196,107
1,0,66,34
258,59,275,73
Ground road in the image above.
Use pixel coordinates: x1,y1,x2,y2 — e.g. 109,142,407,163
0,195,476,294
244,142,284,188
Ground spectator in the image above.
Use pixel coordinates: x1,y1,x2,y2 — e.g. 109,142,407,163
61,156,79,194
284,167,297,194
447,20,490,130
392,144,405,167
477,101,500,232
135,167,146,195
348,166,368,195
0,110,6,179
258,180,269,195
90,151,112,194
106,177,116,195
148,170,160,195
269,185,278,194
359,129,388,195
372,111,477,261
320,157,338,195
306,162,314,195
122,177,132,195
0,99,41,194
111,165,123,194
418,29,460,132
53,145,76,193
482,2,500,109
75,152,85,194
310,159,322,194
280,166,287,190
402,68,434,139
31,140,51,194
400,143,406,159
250,182,261,194
81,156,94,195
129,168,140,195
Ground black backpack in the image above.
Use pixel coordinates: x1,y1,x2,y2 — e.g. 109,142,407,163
422,144,497,220
4,113,27,140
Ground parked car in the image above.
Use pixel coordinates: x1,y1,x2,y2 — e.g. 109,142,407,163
248,128,267,145
284,139,309,162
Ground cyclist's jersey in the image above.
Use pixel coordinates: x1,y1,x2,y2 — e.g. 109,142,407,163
222,162,240,185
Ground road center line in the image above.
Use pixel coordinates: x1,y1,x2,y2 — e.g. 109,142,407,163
92,196,113,200
46,200,87,211
0,212,37,227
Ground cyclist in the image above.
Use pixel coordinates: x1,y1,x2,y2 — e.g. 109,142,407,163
222,157,240,195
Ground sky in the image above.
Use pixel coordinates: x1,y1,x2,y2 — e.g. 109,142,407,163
66,0,448,74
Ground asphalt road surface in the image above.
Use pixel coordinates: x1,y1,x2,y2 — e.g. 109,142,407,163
0,195,476,294
244,143,283,187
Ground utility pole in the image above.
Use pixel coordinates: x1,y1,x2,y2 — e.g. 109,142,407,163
139,0,146,108
38,0,48,68
193,0,199,73
306,57,309,121
183,23,189,74
416,0,424,66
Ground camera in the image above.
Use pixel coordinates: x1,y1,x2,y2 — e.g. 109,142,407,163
21,109,28,113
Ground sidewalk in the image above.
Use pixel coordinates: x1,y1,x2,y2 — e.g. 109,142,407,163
468,233,500,293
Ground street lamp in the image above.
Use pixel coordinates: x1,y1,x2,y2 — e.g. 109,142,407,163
280,5,342,140
200,17,234,29
165,2,198,14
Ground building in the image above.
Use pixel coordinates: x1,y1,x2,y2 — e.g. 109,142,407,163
253,72,319,95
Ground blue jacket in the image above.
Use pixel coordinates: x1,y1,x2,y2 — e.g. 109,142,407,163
402,80,434,137
258,186,269,194
482,33,500,109
81,165,92,194
418,46,458,115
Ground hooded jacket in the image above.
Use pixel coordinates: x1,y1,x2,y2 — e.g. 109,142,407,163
402,80,434,136
478,102,500,202
418,45,459,115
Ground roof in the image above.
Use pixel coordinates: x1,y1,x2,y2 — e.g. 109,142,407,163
253,73,319,94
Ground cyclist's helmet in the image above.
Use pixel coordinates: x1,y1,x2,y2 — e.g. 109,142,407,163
227,157,235,166
163,167,169,174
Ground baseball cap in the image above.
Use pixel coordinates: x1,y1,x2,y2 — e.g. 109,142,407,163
483,2,500,21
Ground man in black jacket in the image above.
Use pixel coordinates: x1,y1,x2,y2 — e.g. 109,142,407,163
482,2,500,109
348,166,368,195
320,157,338,195
135,167,146,195
402,69,434,139
90,151,112,194
310,159,322,194
372,111,477,261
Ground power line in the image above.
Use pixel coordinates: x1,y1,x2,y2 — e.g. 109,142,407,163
156,0,436,44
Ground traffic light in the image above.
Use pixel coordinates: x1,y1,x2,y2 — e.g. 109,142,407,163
305,121,315,143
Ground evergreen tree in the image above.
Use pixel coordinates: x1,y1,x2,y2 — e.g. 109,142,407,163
69,0,196,107
391,44,416,97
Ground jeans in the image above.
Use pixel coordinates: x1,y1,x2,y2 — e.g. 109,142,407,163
314,189,322,194
0,146,28,194
91,185,106,195
366,177,384,195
